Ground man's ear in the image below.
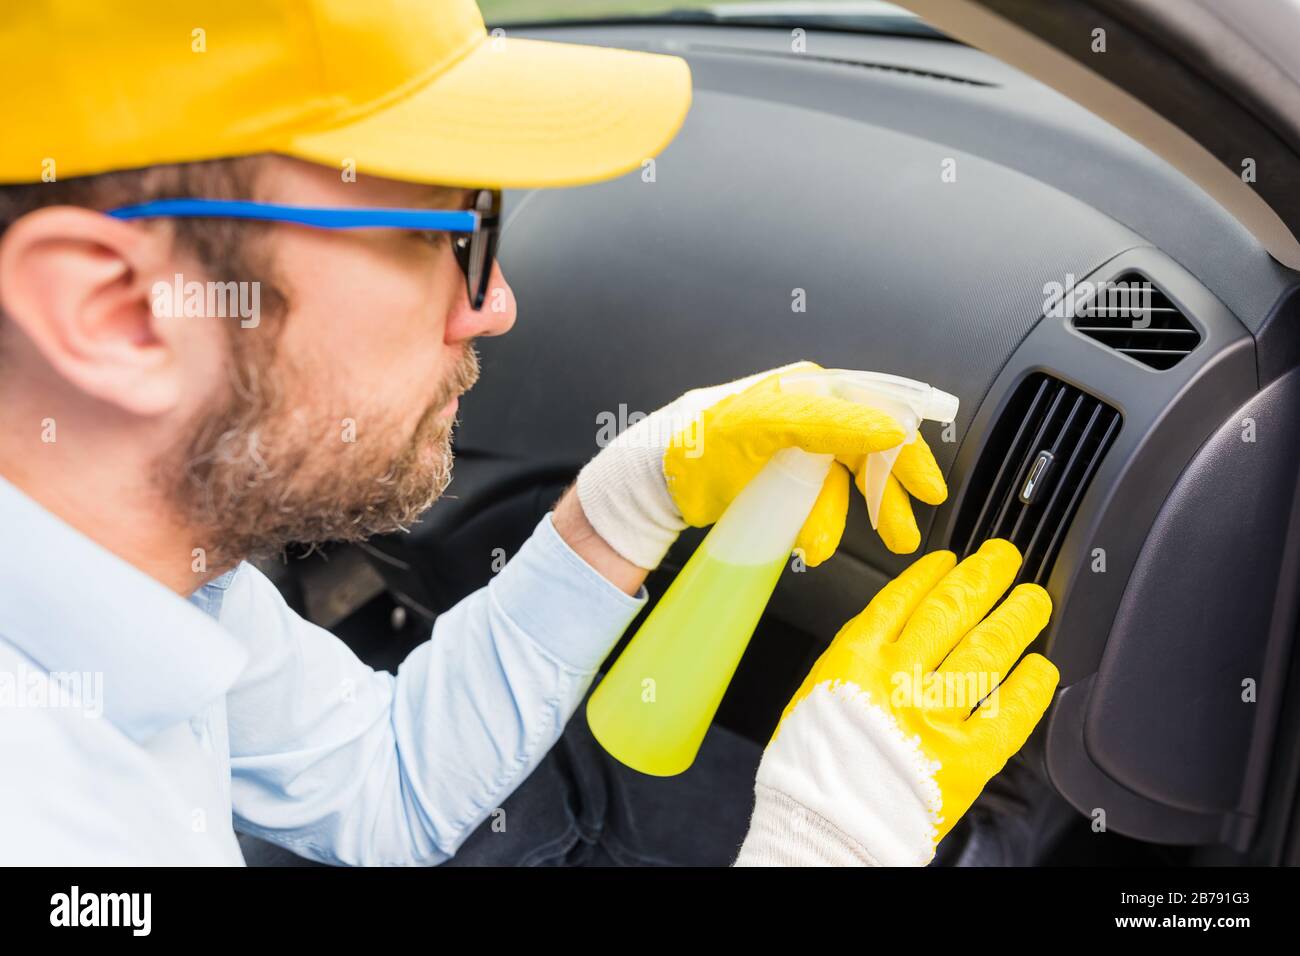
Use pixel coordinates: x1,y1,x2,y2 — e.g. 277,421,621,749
0,206,211,416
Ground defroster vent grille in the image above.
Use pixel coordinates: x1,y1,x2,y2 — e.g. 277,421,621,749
1071,272,1200,370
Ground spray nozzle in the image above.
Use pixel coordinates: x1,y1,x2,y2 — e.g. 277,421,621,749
778,369,960,529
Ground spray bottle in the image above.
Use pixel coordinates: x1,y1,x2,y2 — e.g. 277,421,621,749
585,370,959,776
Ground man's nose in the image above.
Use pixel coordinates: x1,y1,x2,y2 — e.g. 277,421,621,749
445,262,517,343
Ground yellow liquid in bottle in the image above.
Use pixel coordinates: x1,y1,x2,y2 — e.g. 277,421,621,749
586,546,790,776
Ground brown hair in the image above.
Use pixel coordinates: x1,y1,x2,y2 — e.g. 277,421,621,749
0,156,288,351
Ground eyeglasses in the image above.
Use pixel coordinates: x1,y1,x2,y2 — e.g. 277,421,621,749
108,188,503,310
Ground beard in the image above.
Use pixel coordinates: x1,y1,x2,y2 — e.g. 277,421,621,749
161,336,480,569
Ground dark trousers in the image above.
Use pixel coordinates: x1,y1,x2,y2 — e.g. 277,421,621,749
443,699,764,866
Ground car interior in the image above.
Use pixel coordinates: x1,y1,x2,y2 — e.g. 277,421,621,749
249,4,1300,866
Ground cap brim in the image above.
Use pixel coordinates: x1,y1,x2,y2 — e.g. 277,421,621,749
281,36,692,190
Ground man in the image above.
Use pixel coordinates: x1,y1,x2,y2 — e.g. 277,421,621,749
0,0,1058,866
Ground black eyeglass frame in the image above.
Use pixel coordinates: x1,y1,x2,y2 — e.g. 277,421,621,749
452,189,501,310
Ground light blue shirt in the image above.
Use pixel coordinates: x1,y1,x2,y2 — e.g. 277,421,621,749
0,477,646,865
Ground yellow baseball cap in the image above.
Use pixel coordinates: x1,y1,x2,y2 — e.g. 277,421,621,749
0,0,692,188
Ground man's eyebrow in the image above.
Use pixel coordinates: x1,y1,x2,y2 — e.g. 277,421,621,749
417,187,474,210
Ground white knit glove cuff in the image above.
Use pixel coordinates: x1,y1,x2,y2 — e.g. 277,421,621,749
575,411,686,571
734,785,882,866
734,680,943,867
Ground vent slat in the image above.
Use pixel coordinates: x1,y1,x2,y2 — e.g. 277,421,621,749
952,374,1121,587
985,384,1064,547
1007,393,1083,544
1073,326,1199,336
1071,273,1200,369
1019,400,1102,572
1081,308,1185,316
1032,410,1121,584
1020,402,1102,576
958,376,1053,557
1024,403,1110,582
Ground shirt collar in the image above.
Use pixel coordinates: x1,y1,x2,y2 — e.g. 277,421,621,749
0,476,249,743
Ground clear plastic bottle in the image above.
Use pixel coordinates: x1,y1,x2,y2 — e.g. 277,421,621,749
586,370,960,776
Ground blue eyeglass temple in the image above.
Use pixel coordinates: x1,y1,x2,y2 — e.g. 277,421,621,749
107,198,481,232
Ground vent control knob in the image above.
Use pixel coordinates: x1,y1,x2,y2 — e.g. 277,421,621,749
1019,450,1055,504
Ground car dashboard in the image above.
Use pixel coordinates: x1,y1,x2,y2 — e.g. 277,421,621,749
363,22,1300,860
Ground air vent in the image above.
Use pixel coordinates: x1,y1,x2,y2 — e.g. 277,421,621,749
1071,272,1200,370
953,375,1120,586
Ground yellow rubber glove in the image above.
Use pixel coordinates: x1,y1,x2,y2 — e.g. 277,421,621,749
576,362,949,571
735,539,1060,866
664,364,948,561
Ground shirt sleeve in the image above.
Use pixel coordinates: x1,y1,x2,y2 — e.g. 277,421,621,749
224,512,647,866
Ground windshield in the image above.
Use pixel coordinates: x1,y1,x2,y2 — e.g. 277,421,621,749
479,1,941,38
